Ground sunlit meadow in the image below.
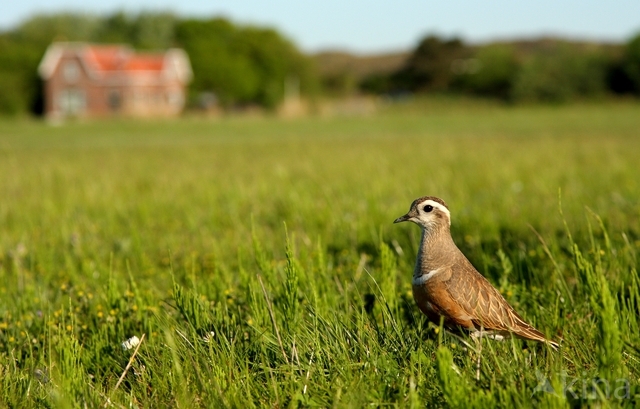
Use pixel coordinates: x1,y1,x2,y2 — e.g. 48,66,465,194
0,98,639,407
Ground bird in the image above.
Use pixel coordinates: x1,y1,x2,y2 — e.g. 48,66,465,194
394,196,559,349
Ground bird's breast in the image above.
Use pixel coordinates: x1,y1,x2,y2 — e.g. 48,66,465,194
412,282,441,318
412,278,476,330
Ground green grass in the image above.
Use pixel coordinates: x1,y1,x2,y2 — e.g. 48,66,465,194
0,99,639,407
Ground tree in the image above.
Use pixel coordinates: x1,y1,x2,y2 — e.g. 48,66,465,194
175,18,316,109
452,45,520,100
608,32,640,95
95,12,177,50
0,13,107,115
0,33,47,115
512,46,607,103
174,19,261,107
392,35,468,92
14,13,102,45
130,13,177,50
623,33,640,93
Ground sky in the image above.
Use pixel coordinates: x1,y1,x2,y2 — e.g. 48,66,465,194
2,0,640,53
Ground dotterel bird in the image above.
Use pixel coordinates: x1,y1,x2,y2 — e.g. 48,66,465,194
394,196,558,349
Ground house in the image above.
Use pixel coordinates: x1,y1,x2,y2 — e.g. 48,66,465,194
38,42,192,119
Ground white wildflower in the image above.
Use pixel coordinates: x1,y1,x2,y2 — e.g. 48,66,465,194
121,335,140,351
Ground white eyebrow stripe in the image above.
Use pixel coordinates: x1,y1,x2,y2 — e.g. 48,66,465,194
412,269,442,285
420,199,451,225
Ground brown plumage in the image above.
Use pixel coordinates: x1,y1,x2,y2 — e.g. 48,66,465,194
394,196,559,349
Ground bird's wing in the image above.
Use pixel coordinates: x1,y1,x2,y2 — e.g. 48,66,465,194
443,256,552,343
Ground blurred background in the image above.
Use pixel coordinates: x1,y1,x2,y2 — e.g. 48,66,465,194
1,3,640,406
1,0,639,118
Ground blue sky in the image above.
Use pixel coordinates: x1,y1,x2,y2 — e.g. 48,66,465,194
3,0,639,53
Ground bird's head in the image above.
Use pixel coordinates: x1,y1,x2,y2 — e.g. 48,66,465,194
393,196,451,231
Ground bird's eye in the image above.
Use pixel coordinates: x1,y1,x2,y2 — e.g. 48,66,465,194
423,205,433,213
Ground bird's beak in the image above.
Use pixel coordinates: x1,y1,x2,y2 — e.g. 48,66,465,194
394,213,410,224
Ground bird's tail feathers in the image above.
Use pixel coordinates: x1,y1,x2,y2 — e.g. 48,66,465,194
513,322,560,350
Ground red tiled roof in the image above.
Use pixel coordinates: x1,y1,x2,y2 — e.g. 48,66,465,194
39,42,192,83
123,55,166,71
84,45,165,72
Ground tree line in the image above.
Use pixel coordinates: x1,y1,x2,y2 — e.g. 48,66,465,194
0,12,638,116
360,34,640,103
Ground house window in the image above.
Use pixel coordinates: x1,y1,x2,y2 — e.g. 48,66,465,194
108,90,122,111
63,61,80,83
59,89,86,115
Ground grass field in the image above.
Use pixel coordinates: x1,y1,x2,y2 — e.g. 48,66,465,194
1,99,639,407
